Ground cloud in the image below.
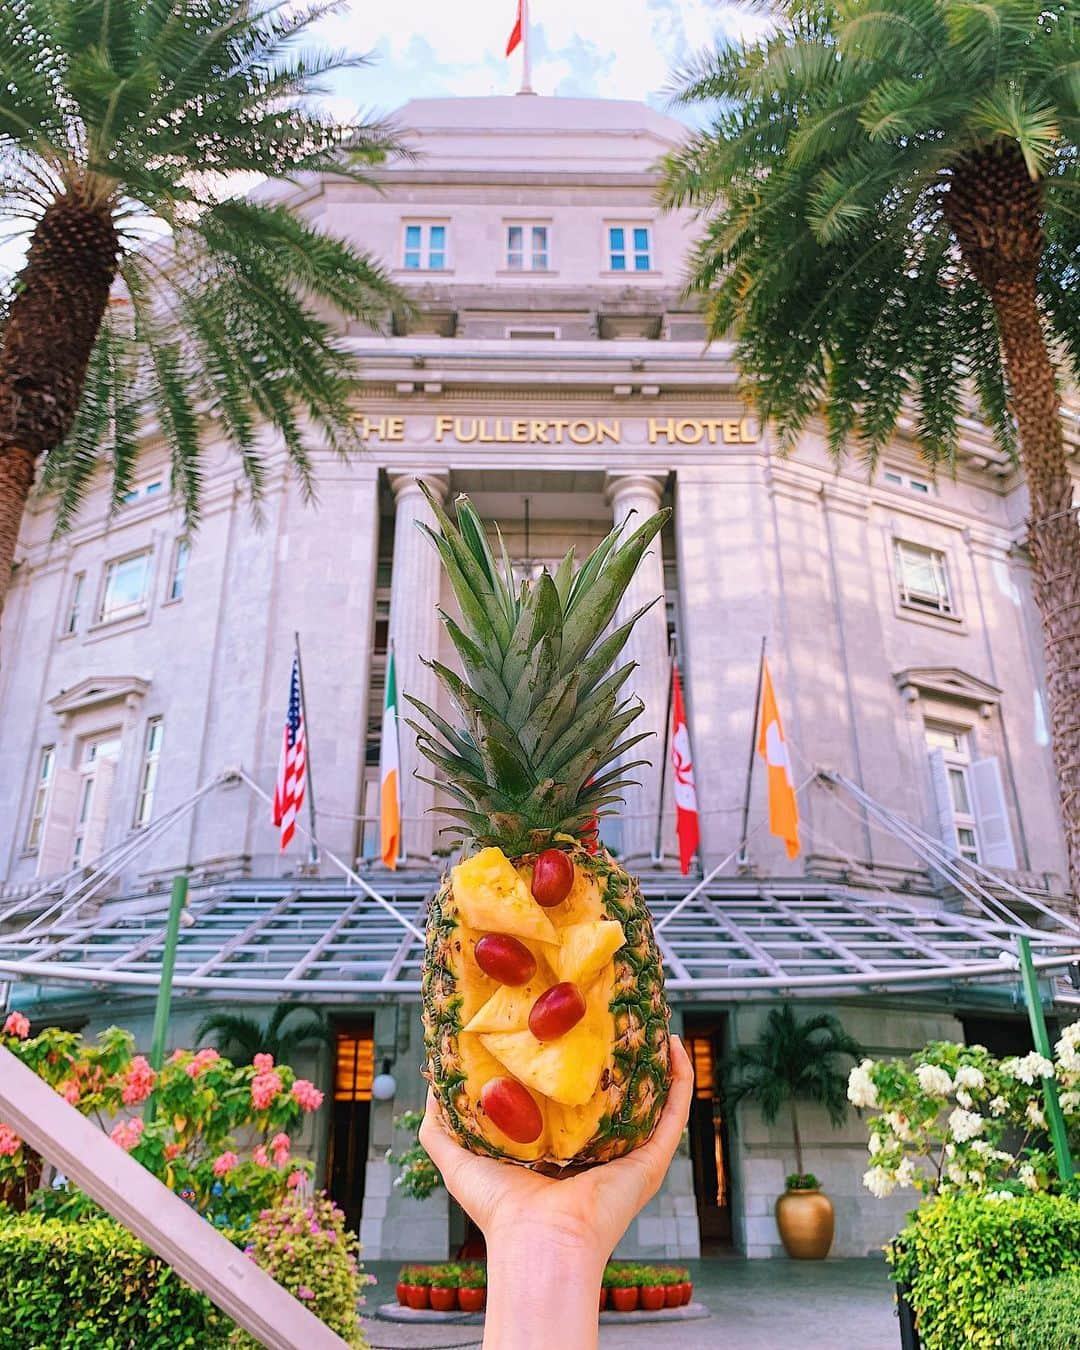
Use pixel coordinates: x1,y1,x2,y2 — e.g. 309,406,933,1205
312,0,770,115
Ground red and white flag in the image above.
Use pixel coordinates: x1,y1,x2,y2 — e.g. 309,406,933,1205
670,662,700,875
506,0,523,55
272,651,307,852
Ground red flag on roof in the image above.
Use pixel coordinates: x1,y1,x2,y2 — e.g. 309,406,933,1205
506,0,523,55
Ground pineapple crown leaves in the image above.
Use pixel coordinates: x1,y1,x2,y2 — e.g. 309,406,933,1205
407,484,670,853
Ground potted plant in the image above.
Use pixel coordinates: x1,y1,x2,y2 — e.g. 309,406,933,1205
404,1265,432,1310
639,1266,666,1312
659,1267,683,1309
608,1266,640,1313
429,1264,459,1313
722,1004,862,1260
458,1264,486,1314
678,1267,694,1306
396,1265,414,1306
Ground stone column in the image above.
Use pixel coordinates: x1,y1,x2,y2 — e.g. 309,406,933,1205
388,472,448,866
605,473,670,866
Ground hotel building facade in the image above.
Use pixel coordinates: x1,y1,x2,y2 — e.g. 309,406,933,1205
1,94,1078,1262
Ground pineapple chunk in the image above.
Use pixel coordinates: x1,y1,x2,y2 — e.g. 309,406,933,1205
480,1019,608,1108
458,1033,548,1162
516,859,604,929
464,972,552,1035
452,847,558,945
548,1096,609,1163
480,969,613,1108
556,920,625,985
454,922,500,1025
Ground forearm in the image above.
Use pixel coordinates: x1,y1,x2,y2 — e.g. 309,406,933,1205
483,1227,605,1350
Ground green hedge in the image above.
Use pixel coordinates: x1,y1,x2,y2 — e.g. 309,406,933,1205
888,1195,1080,1350
0,1213,228,1349
988,1274,1080,1350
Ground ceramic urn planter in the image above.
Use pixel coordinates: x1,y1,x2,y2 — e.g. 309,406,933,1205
775,1187,835,1259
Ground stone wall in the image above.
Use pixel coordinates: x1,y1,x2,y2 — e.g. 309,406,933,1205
727,1000,964,1259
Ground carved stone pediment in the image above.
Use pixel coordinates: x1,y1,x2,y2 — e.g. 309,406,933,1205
48,675,151,722
894,667,1001,709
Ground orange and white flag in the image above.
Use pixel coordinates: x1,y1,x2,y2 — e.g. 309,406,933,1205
756,657,800,859
379,650,401,869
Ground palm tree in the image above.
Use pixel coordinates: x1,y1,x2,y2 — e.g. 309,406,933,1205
0,0,408,610
195,1001,334,1068
662,2,1080,896
723,1005,863,1178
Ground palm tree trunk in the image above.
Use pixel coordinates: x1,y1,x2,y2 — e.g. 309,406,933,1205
789,1098,804,1177
0,194,118,612
945,144,1080,903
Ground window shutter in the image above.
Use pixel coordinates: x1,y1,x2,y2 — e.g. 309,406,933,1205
970,757,1018,870
81,757,117,866
36,768,79,877
928,748,959,856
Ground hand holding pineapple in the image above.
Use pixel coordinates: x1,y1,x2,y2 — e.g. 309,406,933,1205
412,488,675,1171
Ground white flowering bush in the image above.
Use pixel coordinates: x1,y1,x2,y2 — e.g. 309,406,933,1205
849,1024,1080,1201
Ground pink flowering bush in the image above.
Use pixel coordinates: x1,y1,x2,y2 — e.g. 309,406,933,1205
232,1191,371,1349
0,1020,325,1228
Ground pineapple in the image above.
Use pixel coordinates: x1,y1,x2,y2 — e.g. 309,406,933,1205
412,487,673,1171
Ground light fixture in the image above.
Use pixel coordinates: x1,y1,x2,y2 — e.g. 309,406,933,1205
372,1057,397,1101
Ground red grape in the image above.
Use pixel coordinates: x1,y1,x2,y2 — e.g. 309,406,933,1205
480,1077,543,1143
528,981,586,1040
474,935,537,986
531,849,574,907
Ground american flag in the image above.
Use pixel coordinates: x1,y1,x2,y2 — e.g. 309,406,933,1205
272,652,306,851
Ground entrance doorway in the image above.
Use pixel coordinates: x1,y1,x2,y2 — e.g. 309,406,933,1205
683,1014,733,1253
327,1020,373,1233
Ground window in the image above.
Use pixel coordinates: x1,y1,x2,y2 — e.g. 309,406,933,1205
883,468,932,495
99,550,151,623
134,718,164,828
403,223,447,271
895,540,953,616
64,572,85,635
926,725,980,862
507,224,549,271
168,539,190,602
120,479,164,506
609,225,651,272
25,747,55,852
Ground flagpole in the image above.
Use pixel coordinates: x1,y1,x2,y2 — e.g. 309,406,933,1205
738,636,767,868
293,632,319,868
519,0,534,94
652,638,676,865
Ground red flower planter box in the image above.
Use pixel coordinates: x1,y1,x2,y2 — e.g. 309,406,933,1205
404,1285,430,1310
611,1287,640,1312
396,1281,410,1306
664,1286,682,1308
459,1287,486,1313
639,1285,666,1311
681,1282,694,1306
430,1287,458,1313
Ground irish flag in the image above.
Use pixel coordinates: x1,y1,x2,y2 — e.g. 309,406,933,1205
380,651,401,869
757,657,801,859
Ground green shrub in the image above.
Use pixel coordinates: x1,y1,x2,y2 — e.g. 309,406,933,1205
0,1213,228,1349
230,1191,370,1349
988,1274,1080,1349
888,1194,1080,1349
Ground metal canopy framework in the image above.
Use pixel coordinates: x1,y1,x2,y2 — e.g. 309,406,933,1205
3,877,1080,1003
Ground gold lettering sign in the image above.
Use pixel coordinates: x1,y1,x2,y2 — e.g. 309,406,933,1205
354,413,756,445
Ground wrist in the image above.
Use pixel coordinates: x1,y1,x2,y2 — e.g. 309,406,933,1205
483,1222,604,1350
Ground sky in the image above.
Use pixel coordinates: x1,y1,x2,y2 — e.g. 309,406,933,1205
0,1,771,276
310,1,768,115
